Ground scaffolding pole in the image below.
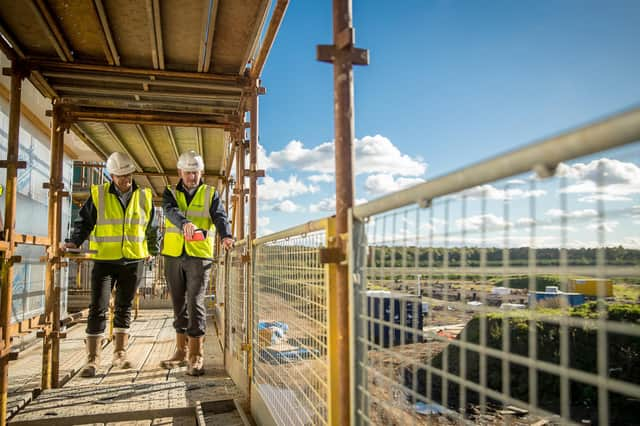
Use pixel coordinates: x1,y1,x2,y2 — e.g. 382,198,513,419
40,104,66,389
0,62,26,426
317,1,369,424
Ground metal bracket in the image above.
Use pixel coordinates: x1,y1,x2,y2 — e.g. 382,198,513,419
317,44,369,66
0,160,27,169
240,343,251,352
419,198,432,209
319,247,346,264
533,163,558,179
244,169,265,178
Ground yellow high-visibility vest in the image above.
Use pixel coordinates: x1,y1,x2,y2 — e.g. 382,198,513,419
89,183,152,260
161,184,215,258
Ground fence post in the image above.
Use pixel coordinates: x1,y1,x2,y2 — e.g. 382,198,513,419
349,215,368,425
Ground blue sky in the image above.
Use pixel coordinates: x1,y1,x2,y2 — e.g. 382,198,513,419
253,1,640,245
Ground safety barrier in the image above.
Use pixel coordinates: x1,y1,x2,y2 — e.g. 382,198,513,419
252,219,330,425
221,108,640,425
225,239,251,396
350,108,640,425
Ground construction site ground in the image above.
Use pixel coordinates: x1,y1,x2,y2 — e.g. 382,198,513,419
7,310,250,425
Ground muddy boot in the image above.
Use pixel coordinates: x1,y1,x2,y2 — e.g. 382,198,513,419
112,332,132,369
80,335,103,377
160,333,188,369
187,336,204,376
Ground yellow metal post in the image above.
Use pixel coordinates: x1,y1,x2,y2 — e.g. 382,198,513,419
325,216,348,425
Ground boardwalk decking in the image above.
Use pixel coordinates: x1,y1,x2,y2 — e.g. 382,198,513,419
7,310,248,425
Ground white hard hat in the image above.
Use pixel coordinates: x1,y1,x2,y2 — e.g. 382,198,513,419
106,152,136,175
177,150,204,172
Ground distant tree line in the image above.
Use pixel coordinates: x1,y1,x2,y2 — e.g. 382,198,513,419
370,246,640,267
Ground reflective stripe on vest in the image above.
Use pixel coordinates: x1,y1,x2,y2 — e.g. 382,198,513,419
89,183,152,260
161,184,214,258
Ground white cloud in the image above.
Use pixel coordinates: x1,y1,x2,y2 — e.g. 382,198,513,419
308,174,334,183
557,158,640,200
586,220,619,233
461,184,546,200
355,135,426,176
309,197,335,213
516,217,535,226
257,143,272,170
545,208,597,219
364,174,425,195
257,175,318,201
308,197,368,213
273,200,299,213
507,179,526,185
455,214,512,231
578,194,632,202
266,135,426,177
258,216,270,227
622,237,640,249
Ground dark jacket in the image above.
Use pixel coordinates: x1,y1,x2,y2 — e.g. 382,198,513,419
162,180,232,240
68,181,161,262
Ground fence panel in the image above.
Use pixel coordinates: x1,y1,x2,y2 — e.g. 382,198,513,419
252,220,330,425
226,240,250,395
351,112,640,425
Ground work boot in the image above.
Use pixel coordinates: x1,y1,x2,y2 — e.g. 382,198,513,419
112,332,132,369
80,335,103,377
187,336,205,376
160,333,188,369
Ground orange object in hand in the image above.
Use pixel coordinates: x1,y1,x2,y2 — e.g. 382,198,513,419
186,229,207,241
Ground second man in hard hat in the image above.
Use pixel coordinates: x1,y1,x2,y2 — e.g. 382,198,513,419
161,150,233,375
64,152,160,377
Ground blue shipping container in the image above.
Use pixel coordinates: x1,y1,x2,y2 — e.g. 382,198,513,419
367,291,424,348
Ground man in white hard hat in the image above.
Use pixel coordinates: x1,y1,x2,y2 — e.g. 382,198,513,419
64,152,159,377
160,150,233,376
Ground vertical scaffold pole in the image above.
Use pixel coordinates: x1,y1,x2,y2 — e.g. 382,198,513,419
42,103,65,389
0,62,26,426
247,82,260,397
317,1,369,424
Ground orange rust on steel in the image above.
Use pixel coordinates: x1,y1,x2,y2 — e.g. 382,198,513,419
249,88,258,241
330,0,356,424
30,60,246,83
43,71,243,92
53,85,241,102
68,111,232,128
42,104,65,389
250,0,289,80
14,233,51,246
51,113,66,388
235,135,246,241
0,64,26,426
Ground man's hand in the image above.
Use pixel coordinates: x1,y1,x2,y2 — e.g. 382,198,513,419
222,237,234,251
182,222,196,239
63,242,77,250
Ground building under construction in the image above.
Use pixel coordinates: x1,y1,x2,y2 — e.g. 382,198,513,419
0,1,639,425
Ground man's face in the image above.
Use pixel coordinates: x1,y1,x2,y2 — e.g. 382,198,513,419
111,174,132,193
179,169,202,189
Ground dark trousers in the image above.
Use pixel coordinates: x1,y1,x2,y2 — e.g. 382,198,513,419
86,261,144,335
163,255,212,337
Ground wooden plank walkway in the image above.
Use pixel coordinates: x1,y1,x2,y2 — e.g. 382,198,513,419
7,310,249,425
